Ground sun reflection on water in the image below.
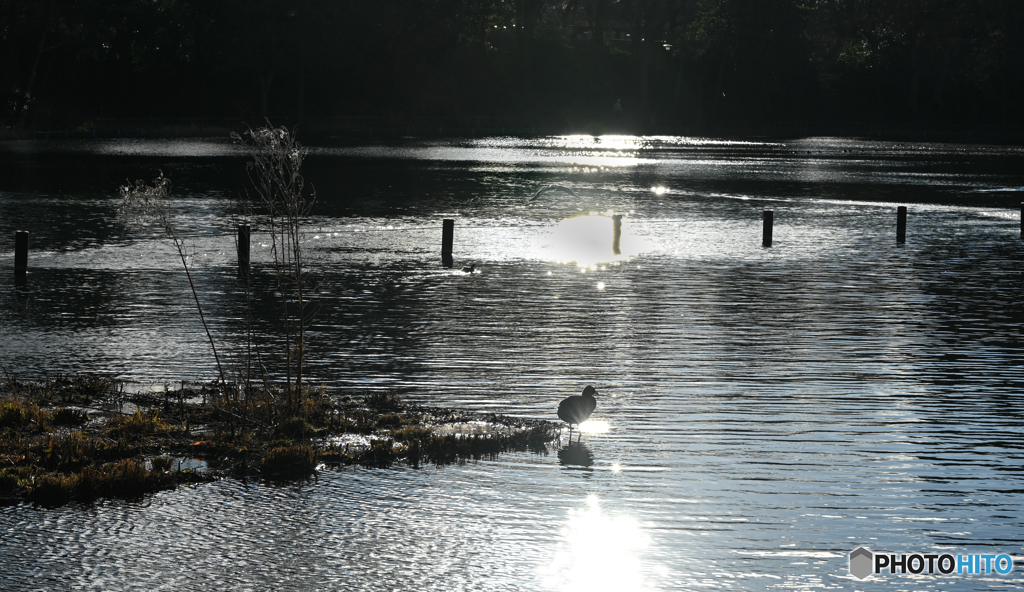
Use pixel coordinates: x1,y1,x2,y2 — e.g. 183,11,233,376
538,215,649,268
541,495,654,592
578,420,610,434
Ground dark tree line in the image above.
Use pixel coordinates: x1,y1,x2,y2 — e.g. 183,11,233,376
2,0,1022,129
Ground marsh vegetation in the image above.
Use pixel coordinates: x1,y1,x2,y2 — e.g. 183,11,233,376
0,124,560,508
0,375,558,506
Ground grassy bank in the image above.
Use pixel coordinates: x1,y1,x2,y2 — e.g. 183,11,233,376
0,375,558,507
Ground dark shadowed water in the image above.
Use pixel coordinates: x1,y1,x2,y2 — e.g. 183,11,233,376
2,136,1023,590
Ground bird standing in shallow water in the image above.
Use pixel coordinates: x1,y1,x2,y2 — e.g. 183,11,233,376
558,386,597,442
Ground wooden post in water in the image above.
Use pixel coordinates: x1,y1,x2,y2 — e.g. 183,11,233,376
612,214,622,255
1020,202,1023,239
897,206,907,244
441,219,454,268
237,223,251,275
762,210,773,247
14,231,28,274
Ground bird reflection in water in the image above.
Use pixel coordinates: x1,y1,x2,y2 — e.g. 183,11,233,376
558,441,594,469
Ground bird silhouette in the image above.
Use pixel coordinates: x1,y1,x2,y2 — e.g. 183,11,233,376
460,264,475,273
557,385,597,442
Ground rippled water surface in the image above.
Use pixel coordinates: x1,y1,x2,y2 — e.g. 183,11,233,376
2,136,1024,590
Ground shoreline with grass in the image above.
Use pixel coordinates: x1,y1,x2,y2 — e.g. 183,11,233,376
2,125,563,508
0,375,559,507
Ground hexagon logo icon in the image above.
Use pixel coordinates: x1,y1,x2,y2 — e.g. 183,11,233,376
849,547,874,580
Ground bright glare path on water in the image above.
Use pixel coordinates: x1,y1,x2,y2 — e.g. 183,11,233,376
541,495,651,592
2,136,1024,591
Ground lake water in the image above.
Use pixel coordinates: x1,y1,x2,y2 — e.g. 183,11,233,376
1,135,1024,590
